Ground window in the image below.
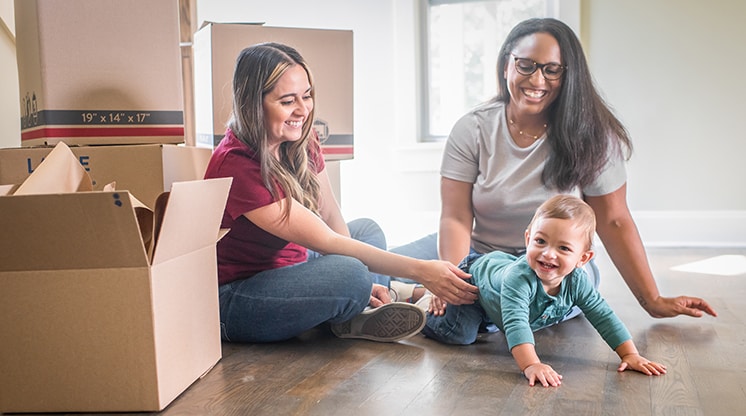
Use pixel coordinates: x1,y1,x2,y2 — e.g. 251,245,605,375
421,0,559,141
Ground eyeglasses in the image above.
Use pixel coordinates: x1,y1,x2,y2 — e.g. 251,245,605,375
511,54,566,80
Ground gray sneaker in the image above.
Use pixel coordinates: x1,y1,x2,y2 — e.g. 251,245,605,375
331,302,426,342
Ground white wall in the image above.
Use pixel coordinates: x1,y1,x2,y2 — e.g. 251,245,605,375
0,0,20,149
2,0,743,247
197,0,746,247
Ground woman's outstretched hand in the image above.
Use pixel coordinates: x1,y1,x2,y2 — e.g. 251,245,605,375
645,295,717,318
418,260,478,305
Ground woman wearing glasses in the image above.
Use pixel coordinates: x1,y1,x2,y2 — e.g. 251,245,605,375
394,18,716,321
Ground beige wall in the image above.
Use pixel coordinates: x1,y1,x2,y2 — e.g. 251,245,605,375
582,0,746,210
581,0,746,244
0,0,20,149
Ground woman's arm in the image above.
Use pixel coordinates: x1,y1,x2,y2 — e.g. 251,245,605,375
316,167,349,237
245,196,478,305
439,177,475,264
585,184,717,318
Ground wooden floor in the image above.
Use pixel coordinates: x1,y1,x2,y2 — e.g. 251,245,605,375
11,247,746,415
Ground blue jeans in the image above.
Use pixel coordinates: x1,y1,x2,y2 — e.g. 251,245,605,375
422,254,490,345
388,233,439,284
422,298,489,345
390,232,439,261
218,218,387,343
308,218,390,286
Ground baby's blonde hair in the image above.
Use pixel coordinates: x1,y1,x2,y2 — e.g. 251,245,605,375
527,195,596,250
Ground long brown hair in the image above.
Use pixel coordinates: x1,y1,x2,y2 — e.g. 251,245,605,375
495,18,632,192
228,42,321,220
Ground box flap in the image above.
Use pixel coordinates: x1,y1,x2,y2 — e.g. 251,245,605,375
151,177,231,265
0,184,16,196
0,191,149,272
148,190,170,262
13,142,93,195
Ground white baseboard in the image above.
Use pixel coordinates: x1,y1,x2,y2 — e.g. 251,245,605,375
632,211,746,247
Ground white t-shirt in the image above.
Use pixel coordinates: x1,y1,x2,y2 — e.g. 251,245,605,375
441,101,627,254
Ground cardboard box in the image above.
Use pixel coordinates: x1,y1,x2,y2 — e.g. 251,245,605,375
15,0,185,146
0,144,212,209
194,22,354,160
0,143,232,412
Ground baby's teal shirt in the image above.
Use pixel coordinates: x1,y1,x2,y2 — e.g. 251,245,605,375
470,251,631,351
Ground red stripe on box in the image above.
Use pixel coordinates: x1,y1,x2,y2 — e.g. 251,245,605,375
21,126,185,141
320,147,354,154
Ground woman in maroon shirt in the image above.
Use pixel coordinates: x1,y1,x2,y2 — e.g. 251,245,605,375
204,42,477,343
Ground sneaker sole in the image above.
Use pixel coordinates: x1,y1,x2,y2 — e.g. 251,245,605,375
331,302,426,342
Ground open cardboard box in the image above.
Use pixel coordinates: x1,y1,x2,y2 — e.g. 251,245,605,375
0,143,232,413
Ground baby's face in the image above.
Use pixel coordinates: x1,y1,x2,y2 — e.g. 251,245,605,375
524,217,593,292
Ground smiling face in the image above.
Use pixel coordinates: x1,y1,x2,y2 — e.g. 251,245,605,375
524,216,594,295
504,32,563,119
262,64,314,154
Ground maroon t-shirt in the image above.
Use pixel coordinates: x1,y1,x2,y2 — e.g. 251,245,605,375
204,128,325,285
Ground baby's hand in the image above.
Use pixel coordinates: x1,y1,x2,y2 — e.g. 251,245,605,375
618,354,667,376
523,363,562,387
428,294,448,316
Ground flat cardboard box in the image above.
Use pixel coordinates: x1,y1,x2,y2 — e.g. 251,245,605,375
15,0,185,146
0,154,231,411
193,22,354,160
0,144,212,209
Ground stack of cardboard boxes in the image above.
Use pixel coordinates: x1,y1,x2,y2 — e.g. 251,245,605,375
0,0,354,412
0,0,228,413
2,0,211,209
1,7,355,208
